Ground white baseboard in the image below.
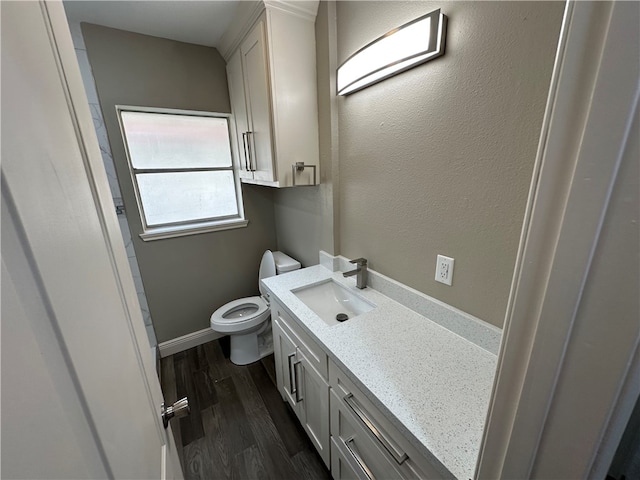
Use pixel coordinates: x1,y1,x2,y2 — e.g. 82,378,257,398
158,328,225,358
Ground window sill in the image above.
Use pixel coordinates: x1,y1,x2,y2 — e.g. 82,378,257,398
139,218,249,242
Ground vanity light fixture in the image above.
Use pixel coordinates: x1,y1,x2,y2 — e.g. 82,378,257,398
337,9,447,96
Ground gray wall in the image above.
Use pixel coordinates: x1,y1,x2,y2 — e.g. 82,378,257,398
333,1,564,327
272,0,336,267
82,24,277,342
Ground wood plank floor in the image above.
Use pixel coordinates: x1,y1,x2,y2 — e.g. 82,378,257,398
160,338,332,480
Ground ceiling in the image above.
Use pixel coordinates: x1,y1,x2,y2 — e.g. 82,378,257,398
63,1,240,48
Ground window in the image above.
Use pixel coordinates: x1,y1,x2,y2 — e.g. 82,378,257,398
117,107,247,241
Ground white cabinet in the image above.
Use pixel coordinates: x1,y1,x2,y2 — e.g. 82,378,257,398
272,302,330,467
329,361,448,479
270,296,446,479
225,5,319,187
227,20,274,183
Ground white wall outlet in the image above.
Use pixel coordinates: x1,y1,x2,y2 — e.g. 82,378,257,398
435,255,454,286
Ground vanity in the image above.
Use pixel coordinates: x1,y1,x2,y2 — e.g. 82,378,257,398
261,252,500,480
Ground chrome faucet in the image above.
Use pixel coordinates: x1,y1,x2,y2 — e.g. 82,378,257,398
343,258,368,289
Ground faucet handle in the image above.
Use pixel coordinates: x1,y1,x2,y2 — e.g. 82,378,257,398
350,258,367,266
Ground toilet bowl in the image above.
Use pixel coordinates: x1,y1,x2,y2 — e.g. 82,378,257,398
210,250,300,365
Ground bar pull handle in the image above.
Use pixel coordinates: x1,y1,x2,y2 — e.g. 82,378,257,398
293,360,303,403
241,132,250,171
287,353,296,396
343,393,408,465
247,131,255,171
344,437,375,480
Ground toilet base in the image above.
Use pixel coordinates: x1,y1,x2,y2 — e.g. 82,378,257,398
230,331,261,365
228,320,272,366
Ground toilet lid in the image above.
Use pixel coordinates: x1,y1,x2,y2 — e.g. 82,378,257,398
258,250,276,296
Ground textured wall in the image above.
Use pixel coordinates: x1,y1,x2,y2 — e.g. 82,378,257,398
272,0,335,267
82,24,277,342
336,1,564,327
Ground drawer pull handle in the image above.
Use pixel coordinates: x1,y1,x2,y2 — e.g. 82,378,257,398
293,360,303,402
344,436,375,480
287,353,296,396
344,393,409,465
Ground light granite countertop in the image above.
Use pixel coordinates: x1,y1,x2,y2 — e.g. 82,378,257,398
262,263,498,480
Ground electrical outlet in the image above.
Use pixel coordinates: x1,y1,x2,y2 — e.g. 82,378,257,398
435,255,454,286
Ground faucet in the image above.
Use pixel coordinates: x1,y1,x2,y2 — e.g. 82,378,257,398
343,258,368,289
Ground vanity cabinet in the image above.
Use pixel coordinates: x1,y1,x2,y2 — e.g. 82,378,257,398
272,301,330,467
271,298,448,479
226,6,319,187
329,361,447,479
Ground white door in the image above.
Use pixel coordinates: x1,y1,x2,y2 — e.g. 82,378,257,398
1,1,182,478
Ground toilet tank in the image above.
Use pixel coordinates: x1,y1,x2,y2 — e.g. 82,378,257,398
273,251,301,274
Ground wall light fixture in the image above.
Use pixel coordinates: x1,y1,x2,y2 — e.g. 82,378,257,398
337,9,447,96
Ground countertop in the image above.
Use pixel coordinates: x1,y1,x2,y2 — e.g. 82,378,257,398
262,264,498,480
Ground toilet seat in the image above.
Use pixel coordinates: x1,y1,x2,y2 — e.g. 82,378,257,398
210,296,269,333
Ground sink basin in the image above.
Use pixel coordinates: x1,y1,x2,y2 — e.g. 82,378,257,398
293,280,376,326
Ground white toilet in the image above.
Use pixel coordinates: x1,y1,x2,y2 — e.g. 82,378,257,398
210,250,301,365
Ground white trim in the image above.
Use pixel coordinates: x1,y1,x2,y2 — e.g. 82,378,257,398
114,105,247,240
219,0,319,61
263,0,319,22
158,328,225,358
477,1,640,478
139,219,249,242
219,1,265,61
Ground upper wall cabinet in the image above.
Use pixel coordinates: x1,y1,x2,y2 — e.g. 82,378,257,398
223,1,320,187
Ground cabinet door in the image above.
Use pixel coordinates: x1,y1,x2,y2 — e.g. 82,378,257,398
240,18,275,182
273,317,298,409
226,50,252,181
298,349,330,468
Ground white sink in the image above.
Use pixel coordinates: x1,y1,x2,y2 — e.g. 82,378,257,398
293,280,376,326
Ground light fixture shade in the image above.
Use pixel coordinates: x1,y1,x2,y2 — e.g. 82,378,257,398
337,9,447,96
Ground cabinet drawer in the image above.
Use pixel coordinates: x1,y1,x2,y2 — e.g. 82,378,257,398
331,389,406,479
329,361,449,479
272,301,328,379
331,437,367,480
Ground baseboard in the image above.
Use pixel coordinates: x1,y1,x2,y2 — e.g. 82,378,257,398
158,328,225,358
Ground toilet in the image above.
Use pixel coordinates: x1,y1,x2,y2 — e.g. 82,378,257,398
210,250,301,365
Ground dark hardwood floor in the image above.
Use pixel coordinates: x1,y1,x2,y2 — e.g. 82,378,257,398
160,338,331,480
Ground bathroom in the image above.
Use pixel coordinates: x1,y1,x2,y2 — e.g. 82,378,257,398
2,1,638,479
53,0,640,477
64,0,560,357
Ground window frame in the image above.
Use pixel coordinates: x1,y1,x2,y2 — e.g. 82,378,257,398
116,105,248,241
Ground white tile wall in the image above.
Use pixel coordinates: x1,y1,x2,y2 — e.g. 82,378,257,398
69,21,157,349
